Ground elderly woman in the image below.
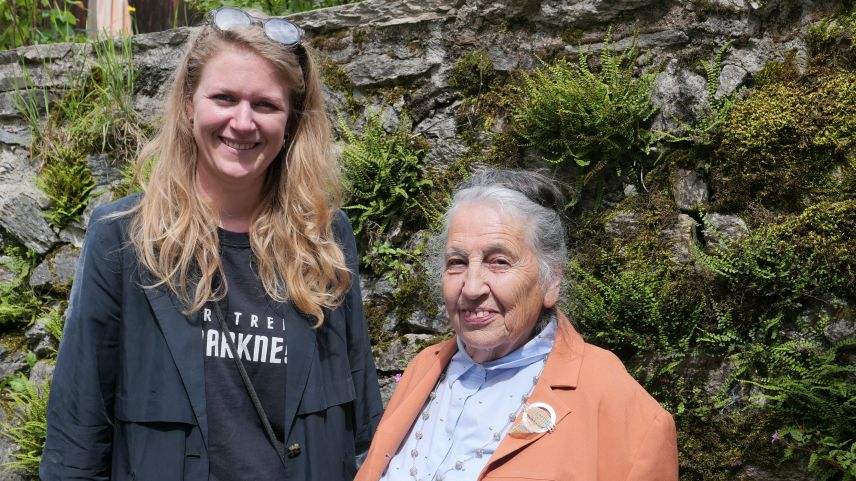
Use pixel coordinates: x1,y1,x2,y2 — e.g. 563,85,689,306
356,169,678,481
41,7,381,481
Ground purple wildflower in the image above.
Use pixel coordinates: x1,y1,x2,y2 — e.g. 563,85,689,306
771,431,780,445
394,373,402,383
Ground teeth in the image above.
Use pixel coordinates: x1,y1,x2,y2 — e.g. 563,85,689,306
222,139,256,150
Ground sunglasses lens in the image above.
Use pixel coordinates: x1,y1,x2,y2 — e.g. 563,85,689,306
213,8,251,31
265,20,301,46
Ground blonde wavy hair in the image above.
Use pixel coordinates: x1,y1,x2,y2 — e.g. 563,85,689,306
127,24,350,327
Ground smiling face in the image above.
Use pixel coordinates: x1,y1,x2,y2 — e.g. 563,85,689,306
442,201,560,363
188,45,290,196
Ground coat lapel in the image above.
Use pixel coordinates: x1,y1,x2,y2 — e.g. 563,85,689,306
144,285,209,448
384,340,457,446
480,315,584,478
279,303,317,439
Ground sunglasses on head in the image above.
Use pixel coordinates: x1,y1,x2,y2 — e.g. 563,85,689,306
206,7,304,47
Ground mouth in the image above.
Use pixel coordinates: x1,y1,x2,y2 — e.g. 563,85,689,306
460,308,497,324
221,137,259,151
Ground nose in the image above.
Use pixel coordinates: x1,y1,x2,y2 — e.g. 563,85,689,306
461,263,489,300
231,101,256,132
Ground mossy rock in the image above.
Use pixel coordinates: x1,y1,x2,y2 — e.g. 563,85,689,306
449,49,495,97
713,72,856,211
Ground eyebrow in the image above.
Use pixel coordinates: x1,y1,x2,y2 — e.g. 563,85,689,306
445,242,514,258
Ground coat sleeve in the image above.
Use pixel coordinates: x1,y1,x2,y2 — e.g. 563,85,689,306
40,207,124,481
335,210,383,458
626,409,680,481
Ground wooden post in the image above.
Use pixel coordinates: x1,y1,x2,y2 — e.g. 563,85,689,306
86,0,132,37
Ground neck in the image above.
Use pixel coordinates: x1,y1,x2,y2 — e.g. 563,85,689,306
196,175,264,233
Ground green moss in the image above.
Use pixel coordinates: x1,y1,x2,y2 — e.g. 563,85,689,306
449,49,495,97
561,27,584,45
752,50,802,89
364,270,442,353
351,26,373,50
713,72,856,211
807,5,856,69
316,55,361,116
678,410,784,481
0,333,28,353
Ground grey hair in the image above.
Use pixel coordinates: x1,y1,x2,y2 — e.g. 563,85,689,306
427,169,568,293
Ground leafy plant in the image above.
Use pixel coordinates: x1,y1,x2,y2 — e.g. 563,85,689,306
568,255,706,350
20,34,147,227
0,0,85,50
1,374,50,478
0,245,41,326
743,338,856,480
362,240,424,287
37,148,96,228
699,200,855,313
509,31,658,201
339,110,432,244
43,302,67,346
658,42,738,147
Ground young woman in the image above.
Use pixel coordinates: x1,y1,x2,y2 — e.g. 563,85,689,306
41,8,382,481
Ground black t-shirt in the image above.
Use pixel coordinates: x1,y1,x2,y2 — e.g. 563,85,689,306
204,229,286,481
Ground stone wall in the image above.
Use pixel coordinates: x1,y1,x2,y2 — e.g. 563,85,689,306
0,0,845,479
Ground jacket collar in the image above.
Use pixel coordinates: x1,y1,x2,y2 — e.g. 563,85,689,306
372,310,585,480
143,284,319,451
480,312,584,476
144,284,210,448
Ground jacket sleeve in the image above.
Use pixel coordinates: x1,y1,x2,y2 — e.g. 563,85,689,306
40,207,124,481
335,210,383,458
626,409,680,481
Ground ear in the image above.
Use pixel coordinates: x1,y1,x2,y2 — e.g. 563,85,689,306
543,274,561,309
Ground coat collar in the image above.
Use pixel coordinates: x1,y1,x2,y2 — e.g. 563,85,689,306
369,311,585,481
480,312,584,475
144,284,210,448
278,302,317,441
143,284,319,451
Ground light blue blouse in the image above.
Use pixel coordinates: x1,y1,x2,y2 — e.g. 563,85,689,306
380,316,557,481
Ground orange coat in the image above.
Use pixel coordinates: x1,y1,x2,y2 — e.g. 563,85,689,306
356,313,679,481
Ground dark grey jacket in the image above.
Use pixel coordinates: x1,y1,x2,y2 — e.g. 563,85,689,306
40,195,383,481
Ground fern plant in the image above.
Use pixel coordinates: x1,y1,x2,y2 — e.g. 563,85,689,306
743,338,856,480
339,110,432,243
0,245,40,326
510,31,658,184
1,374,50,478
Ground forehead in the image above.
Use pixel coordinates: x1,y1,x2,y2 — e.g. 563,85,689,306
196,46,288,94
445,201,531,253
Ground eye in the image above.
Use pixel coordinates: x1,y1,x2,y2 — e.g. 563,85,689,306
488,256,512,270
445,258,466,272
212,94,236,103
255,100,279,111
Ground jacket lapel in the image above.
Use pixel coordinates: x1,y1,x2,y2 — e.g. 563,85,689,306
360,339,456,480
480,314,584,478
384,340,457,443
279,303,317,439
144,285,209,448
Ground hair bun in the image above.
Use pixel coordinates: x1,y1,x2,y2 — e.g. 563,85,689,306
462,169,565,213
